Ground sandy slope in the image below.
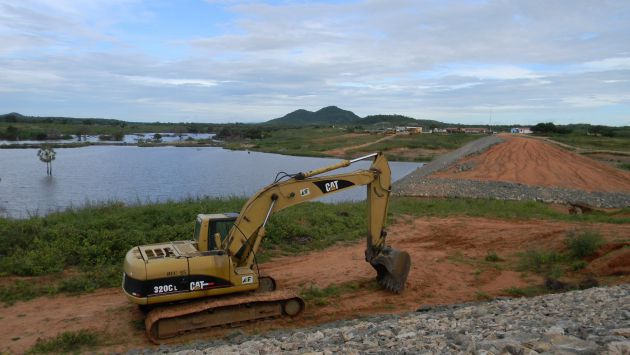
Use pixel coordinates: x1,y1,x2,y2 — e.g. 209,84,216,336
432,136,630,192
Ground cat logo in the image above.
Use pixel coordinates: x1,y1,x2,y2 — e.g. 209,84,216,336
190,281,209,290
313,179,354,194
325,180,339,192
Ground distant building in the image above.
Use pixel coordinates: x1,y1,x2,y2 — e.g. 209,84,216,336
394,126,423,135
446,127,462,134
431,128,447,133
462,127,489,134
510,127,532,134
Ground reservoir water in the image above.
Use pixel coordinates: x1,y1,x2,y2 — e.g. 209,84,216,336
0,146,420,218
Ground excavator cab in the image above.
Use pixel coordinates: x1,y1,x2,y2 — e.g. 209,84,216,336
193,213,239,252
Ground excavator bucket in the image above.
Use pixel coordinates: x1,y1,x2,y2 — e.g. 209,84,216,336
369,247,411,294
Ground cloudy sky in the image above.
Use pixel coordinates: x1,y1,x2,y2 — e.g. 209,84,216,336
1,0,629,125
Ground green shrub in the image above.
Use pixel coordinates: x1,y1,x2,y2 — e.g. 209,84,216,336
484,251,502,262
27,329,99,354
566,230,604,258
517,249,564,278
571,260,588,271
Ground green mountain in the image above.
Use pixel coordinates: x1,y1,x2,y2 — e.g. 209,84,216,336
361,114,449,128
265,106,361,126
264,107,451,128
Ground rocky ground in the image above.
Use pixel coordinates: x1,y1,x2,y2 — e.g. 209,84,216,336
394,177,630,208
132,284,630,354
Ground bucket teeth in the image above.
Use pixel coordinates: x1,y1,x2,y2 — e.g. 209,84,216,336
377,273,404,294
369,247,410,294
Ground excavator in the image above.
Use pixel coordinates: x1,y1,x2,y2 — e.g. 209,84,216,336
122,152,411,342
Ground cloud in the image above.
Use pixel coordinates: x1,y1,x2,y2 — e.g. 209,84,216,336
583,57,630,71
121,75,220,87
0,0,629,125
446,65,543,81
561,94,630,108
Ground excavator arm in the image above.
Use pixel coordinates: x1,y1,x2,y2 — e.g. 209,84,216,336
225,152,410,293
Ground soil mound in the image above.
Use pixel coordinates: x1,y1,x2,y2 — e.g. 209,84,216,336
432,136,630,192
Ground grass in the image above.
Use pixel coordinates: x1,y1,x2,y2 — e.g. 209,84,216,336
619,163,630,171
299,281,366,306
0,197,625,304
224,127,481,161
547,134,630,152
26,329,99,354
0,266,121,305
390,197,630,224
484,251,503,262
226,127,376,158
475,291,493,301
347,133,481,161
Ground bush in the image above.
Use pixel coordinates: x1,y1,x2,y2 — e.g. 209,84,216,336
531,122,571,134
517,249,563,278
566,230,604,258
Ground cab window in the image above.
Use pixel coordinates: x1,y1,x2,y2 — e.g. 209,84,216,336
209,219,235,249
193,218,202,242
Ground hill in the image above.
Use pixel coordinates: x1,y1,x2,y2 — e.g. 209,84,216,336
361,114,449,128
265,107,451,128
265,106,361,126
0,112,125,125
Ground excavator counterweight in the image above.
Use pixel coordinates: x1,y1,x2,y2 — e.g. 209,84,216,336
122,152,411,342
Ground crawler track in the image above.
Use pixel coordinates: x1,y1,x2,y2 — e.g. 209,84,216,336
144,290,304,343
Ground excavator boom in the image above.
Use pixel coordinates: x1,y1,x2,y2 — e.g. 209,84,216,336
225,152,410,292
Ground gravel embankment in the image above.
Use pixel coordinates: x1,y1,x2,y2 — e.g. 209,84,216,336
404,135,505,179
136,284,629,354
393,135,630,208
394,177,630,209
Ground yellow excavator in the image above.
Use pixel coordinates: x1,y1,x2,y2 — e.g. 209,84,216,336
122,152,411,342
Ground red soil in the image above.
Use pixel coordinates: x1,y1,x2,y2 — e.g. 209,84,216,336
432,135,630,192
1,216,628,354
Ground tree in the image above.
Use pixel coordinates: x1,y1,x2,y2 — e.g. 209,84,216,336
531,122,570,135
5,126,19,141
153,133,162,142
112,130,124,141
37,146,56,176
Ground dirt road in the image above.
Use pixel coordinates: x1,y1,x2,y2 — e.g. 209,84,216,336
1,216,628,354
324,134,394,157
432,135,630,192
